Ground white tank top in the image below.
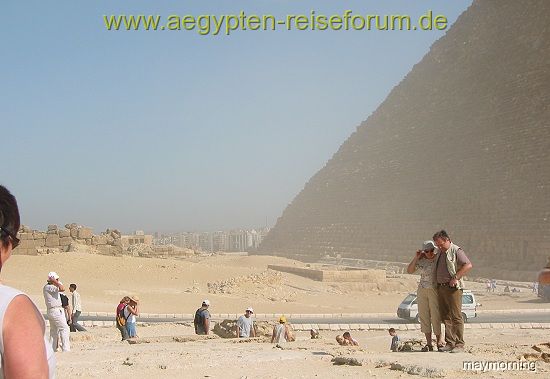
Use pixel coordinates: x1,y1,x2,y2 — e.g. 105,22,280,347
273,323,287,343
0,284,56,378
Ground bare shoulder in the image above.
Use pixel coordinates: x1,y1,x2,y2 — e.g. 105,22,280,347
3,295,49,379
4,294,43,331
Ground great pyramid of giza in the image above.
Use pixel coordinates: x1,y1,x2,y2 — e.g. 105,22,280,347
258,0,550,281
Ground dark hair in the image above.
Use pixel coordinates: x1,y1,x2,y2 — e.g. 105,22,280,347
0,185,20,248
388,328,396,333
343,332,351,337
70,284,77,290
432,230,450,241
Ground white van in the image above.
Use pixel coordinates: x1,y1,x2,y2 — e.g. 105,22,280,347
397,290,478,323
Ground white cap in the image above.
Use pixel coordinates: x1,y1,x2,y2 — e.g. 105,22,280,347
246,307,254,314
202,299,210,306
422,241,436,251
48,271,59,280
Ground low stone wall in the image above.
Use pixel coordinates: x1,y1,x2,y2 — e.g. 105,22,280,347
16,223,123,256
268,265,385,283
16,223,195,258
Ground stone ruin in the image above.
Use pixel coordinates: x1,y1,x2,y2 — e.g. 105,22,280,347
16,223,122,256
15,223,194,258
212,319,283,339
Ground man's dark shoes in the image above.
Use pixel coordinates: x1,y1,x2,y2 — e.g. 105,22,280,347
421,345,434,352
438,345,453,352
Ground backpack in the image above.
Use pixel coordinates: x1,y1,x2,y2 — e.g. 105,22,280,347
116,304,129,327
60,293,69,307
194,308,204,332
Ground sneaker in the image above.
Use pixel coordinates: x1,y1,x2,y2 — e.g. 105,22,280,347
438,345,453,352
421,345,434,352
450,346,464,353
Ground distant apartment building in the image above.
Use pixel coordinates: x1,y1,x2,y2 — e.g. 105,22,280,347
228,230,248,252
212,231,229,252
153,227,270,253
121,231,153,248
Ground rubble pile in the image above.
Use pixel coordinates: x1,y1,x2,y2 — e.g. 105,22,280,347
520,343,550,363
212,319,276,339
207,270,282,294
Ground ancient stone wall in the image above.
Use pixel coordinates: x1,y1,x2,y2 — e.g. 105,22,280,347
258,1,550,282
15,224,194,258
16,224,124,256
267,265,386,283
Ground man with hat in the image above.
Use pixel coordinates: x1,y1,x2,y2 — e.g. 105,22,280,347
43,271,70,352
407,240,444,351
236,307,256,338
194,300,211,335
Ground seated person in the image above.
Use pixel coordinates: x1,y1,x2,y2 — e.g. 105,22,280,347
343,331,359,346
389,328,401,352
271,315,292,343
310,328,320,339
336,332,359,346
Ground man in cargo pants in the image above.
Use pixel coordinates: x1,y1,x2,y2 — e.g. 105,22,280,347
433,230,472,353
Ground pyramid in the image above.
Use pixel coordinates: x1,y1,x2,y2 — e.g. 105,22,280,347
258,0,550,281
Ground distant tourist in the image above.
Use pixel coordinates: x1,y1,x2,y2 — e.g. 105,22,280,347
336,332,359,346
69,283,87,331
310,328,320,339
59,292,72,350
504,285,511,293
124,295,140,338
342,332,359,346
0,184,55,377
116,296,130,341
43,271,71,352
433,230,473,353
388,328,401,352
532,282,538,293
194,299,211,335
60,292,71,325
271,315,292,343
236,307,256,338
491,279,497,292
406,240,444,351
486,280,491,293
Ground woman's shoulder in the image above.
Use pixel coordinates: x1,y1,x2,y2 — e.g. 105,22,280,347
0,285,25,308
0,284,23,296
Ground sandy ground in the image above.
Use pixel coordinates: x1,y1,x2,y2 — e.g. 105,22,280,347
2,252,549,378
1,252,547,315
54,324,550,378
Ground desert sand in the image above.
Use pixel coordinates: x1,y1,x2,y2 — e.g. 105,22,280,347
2,252,546,315
54,324,550,378
2,252,549,378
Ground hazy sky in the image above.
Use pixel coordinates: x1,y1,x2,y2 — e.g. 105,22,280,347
2,0,471,233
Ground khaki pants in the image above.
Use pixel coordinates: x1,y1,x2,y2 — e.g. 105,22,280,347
417,287,442,335
437,285,464,347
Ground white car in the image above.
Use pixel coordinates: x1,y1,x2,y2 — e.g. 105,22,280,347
397,290,478,323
